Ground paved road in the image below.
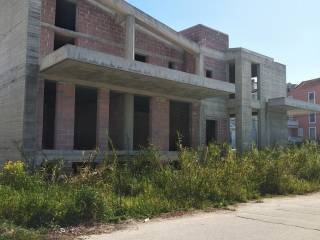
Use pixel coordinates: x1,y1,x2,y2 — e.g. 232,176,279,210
82,193,320,240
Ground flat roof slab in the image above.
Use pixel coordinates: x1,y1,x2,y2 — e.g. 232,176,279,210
268,97,320,115
40,45,235,100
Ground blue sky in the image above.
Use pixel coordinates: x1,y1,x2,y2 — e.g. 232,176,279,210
127,0,319,84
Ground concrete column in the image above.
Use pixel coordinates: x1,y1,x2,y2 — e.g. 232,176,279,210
96,89,110,151
150,97,170,151
36,79,45,149
268,109,288,146
191,102,201,148
54,83,75,150
125,15,135,60
235,56,252,153
123,93,134,151
195,53,204,76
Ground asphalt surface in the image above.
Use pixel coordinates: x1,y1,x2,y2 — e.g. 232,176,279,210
82,193,320,240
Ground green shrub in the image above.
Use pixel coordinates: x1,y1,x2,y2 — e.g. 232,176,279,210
0,221,41,240
73,187,105,223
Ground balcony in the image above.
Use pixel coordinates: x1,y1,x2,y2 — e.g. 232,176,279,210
40,45,236,100
288,136,303,144
288,119,299,128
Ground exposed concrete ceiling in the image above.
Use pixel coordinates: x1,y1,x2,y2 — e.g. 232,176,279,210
40,45,235,100
268,97,320,115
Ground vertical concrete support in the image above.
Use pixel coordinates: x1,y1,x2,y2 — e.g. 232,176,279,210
195,53,204,76
235,56,252,152
54,83,75,150
36,79,45,149
123,93,134,151
150,97,170,151
125,15,135,60
191,102,201,148
268,109,288,146
96,89,109,151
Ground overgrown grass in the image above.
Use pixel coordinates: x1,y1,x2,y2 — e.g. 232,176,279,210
1,142,320,239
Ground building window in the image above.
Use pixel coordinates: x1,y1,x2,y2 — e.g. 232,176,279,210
168,61,176,69
228,63,235,83
74,86,98,150
42,81,57,149
135,54,147,63
55,0,76,31
251,63,260,101
206,70,213,78
309,127,317,140
206,120,217,145
309,112,316,124
298,128,304,137
308,91,315,103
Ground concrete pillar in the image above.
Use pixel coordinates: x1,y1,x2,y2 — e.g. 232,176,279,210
195,53,204,76
191,102,201,148
96,89,110,151
150,97,170,151
54,83,75,150
235,57,252,153
123,93,134,151
125,15,135,60
36,79,45,149
268,109,288,146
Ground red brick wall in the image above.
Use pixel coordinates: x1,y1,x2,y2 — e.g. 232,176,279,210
40,0,197,73
150,97,170,151
40,0,55,58
38,0,56,149
55,83,75,150
96,89,110,151
135,30,184,70
217,119,228,143
75,0,125,57
41,0,56,25
288,80,320,140
204,56,226,81
180,24,229,52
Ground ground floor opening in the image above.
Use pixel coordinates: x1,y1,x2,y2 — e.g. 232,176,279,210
169,101,191,151
40,82,200,152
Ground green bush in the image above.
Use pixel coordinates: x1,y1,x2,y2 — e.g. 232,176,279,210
0,221,41,240
73,187,105,223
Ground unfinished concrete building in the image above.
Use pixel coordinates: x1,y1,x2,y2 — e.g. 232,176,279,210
1,0,320,164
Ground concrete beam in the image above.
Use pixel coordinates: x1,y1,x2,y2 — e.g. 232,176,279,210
95,0,200,54
86,0,226,61
84,0,116,16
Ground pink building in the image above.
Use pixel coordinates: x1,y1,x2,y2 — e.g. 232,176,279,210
288,78,320,142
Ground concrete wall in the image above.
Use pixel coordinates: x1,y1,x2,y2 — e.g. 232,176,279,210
0,0,41,162
200,97,229,145
260,60,287,146
225,48,287,151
